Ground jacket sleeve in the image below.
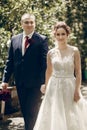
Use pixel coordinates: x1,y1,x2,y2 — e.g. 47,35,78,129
40,37,48,84
2,40,14,83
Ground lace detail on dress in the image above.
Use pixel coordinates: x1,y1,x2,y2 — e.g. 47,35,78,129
34,45,87,130
49,46,75,77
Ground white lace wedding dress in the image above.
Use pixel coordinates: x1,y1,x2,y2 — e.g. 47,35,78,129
34,46,87,130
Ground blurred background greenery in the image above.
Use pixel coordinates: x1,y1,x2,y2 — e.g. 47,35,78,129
0,0,87,82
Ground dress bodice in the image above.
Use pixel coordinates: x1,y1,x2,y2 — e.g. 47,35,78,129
49,46,75,77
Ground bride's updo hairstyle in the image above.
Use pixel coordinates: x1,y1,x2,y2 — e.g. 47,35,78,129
53,21,71,36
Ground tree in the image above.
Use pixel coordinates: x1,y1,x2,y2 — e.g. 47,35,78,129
65,0,87,73
0,0,87,80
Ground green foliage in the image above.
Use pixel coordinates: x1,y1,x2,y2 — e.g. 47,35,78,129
0,0,66,49
0,28,11,67
0,0,87,80
65,0,87,70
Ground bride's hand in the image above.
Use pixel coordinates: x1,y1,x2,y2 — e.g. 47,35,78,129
74,88,81,102
40,84,46,94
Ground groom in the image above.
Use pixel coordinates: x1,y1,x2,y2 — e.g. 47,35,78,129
1,13,48,130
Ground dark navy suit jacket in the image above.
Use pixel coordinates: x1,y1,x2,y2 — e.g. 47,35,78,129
3,32,48,88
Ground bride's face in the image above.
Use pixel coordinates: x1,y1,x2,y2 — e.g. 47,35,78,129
55,27,68,44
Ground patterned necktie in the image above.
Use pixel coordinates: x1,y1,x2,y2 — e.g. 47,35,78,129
25,36,29,52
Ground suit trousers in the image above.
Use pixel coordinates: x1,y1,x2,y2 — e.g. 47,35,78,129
16,85,42,130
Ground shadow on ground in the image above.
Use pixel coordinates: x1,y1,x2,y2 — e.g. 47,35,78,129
0,111,24,130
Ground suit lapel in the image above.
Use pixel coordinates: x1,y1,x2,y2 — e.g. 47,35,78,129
18,33,23,55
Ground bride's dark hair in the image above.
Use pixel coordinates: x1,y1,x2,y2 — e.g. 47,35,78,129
53,21,71,36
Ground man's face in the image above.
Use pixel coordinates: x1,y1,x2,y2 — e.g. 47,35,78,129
21,17,35,34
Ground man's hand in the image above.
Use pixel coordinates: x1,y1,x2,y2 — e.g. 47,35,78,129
1,82,9,90
40,84,46,94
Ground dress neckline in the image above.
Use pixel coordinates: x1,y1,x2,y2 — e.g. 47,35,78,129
57,44,69,51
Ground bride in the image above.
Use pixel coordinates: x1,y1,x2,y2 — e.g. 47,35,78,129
33,21,87,130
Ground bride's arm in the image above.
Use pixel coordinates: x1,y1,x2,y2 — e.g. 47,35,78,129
40,52,52,94
45,52,53,86
74,47,81,102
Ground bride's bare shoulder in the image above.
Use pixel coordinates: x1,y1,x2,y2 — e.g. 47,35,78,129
68,45,79,52
48,47,56,55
